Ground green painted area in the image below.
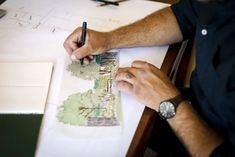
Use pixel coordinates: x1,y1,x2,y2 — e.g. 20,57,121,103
58,90,100,125
95,55,101,64
58,52,120,126
67,61,100,80
57,90,119,126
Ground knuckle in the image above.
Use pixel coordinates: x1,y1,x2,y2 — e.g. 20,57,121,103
115,73,122,81
133,87,141,96
149,64,157,70
144,62,151,69
75,27,82,32
117,81,126,89
118,81,132,93
137,69,146,75
121,82,128,88
63,42,68,48
131,60,138,66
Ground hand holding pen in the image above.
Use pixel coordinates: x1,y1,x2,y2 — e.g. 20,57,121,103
63,22,109,64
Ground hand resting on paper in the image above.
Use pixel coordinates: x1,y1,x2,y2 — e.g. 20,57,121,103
114,60,180,111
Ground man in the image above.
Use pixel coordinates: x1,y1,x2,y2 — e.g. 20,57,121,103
63,0,235,156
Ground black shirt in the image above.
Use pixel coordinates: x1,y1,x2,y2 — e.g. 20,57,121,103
171,0,235,156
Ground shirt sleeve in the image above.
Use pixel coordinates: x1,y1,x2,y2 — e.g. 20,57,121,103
171,0,198,39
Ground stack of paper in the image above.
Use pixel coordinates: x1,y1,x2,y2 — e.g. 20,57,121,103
0,62,53,113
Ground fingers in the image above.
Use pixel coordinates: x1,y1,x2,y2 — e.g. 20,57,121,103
64,27,96,60
63,27,95,60
83,56,94,64
116,67,130,74
64,27,109,65
131,60,148,68
115,70,136,84
114,67,137,94
131,60,161,74
63,43,74,55
88,55,94,60
70,45,89,60
70,55,94,64
63,27,82,55
116,81,133,94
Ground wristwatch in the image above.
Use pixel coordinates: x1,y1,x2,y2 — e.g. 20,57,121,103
158,94,185,120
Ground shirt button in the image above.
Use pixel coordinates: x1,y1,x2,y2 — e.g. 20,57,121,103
201,29,207,35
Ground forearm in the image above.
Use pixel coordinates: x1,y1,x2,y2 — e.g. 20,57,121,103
168,101,224,157
106,7,183,49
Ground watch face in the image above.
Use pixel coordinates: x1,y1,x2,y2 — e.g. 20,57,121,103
159,101,176,119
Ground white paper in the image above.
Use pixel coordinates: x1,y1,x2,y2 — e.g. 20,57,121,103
0,62,53,113
0,0,169,32
0,0,170,156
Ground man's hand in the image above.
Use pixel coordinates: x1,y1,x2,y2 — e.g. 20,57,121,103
63,27,109,64
114,60,180,111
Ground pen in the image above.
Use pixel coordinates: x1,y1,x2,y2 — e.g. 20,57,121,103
99,0,128,7
94,0,119,6
80,22,87,65
0,9,7,18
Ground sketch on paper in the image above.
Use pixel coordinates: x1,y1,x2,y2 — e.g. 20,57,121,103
0,3,121,33
57,52,121,126
0,6,70,33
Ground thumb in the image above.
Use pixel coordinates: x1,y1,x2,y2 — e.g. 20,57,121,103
71,45,90,60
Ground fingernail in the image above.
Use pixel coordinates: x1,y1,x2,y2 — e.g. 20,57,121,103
70,55,77,61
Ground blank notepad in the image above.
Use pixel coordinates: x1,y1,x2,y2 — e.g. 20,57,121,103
0,62,53,113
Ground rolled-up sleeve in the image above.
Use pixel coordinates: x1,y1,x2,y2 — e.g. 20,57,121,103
171,0,198,39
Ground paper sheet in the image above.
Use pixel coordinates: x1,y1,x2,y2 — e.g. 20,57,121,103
55,52,123,138
0,62,53,113
0,28,69,105
0,0,169,32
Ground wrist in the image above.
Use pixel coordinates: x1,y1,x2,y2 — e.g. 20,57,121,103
167,100,190,123
148,90,180,113
155,91,181,112
105,31,116,50
158,94,186,120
